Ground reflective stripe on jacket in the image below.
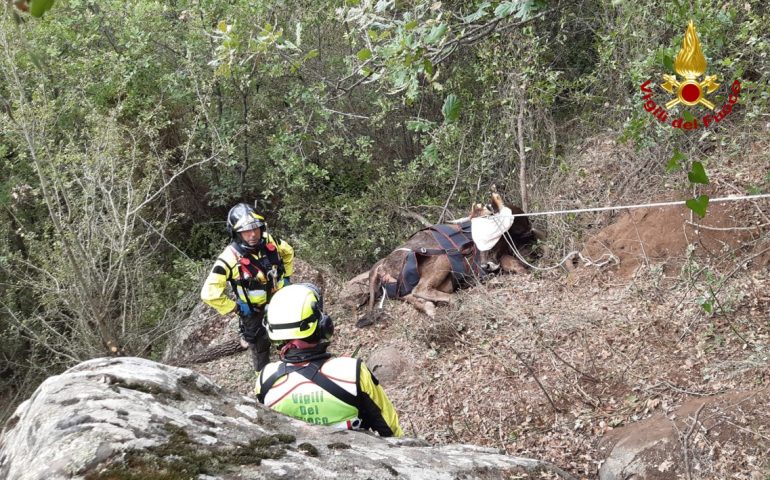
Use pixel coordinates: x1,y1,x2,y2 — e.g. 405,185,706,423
255,357,403,437
200,234,294,315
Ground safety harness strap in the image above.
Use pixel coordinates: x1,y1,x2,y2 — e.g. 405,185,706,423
257,359,360,408
227,240,286,309
428,221,484,288
384,250,420,298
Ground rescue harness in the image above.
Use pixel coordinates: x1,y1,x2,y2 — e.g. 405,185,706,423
256,357,361,409
221,238,285,312
383,220,489,299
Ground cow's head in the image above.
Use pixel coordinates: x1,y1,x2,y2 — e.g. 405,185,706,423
484,193,538,260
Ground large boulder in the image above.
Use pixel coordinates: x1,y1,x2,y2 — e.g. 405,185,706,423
598,388,770,480
0,357,574,480
339,271,370,310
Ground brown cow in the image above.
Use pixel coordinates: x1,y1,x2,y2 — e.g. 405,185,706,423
358,193,540,325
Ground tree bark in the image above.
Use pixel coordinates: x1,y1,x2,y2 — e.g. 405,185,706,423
171,338,247,366
517,95,529,212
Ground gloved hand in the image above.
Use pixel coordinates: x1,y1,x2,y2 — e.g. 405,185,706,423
283,276,291,286
235,300,252,316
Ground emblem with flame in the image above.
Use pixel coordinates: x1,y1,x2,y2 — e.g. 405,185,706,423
661,21,719,110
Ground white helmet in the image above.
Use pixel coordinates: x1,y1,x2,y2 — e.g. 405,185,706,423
264,284,333,342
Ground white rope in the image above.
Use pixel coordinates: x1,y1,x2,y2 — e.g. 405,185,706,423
378,286,387,309
491,193,770,219
486,193,770,272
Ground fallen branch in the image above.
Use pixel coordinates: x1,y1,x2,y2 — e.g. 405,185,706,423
681,402,706,480
513,350,561,414
170,338,246,367
544,344,599,383
398,207,433,228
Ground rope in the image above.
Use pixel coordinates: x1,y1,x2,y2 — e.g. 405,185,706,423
378,286,387,309
489,214,597,272
490,193,770,219
503,237,618,272
486,193,770,272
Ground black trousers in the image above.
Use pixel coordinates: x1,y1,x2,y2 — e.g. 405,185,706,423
239,308,271,372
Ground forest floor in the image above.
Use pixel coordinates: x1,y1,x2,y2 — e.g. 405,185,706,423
191,137,770,479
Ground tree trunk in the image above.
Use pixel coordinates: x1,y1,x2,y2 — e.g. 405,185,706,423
517,95,529,212
171,338,247,366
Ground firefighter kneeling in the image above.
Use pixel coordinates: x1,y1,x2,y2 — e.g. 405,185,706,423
255,284,403,437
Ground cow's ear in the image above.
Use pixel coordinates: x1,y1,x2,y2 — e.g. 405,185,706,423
469,203,483,218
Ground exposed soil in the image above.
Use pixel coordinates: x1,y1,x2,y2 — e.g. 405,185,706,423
188,139,770,479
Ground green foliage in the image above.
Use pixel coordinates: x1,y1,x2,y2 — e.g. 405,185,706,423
338,0,546,101
29,0,54,17
696,295,714,314
494,2,517,19
687,161,709,185
683,161,709,217
666,150,686,173
441,94,461,123
685,194,709,218
9,0,55,17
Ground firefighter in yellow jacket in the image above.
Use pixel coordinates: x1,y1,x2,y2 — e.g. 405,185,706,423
256,284,403,437
201,203,294,372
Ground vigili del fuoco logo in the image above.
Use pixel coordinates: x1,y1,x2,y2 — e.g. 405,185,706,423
639,21,741,129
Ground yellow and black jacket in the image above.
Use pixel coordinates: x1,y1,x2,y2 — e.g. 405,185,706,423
255,356,403,437
201,234,294,315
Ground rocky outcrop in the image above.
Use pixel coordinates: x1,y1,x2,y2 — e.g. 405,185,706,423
339,271,370,309
598,389,770,480
0,357,574,480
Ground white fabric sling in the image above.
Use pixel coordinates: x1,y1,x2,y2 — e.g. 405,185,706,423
471,207,514,251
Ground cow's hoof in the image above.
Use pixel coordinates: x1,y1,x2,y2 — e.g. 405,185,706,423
356,310,388,328
356,315,374,328
482,261,500,274
490,192,504,211
423,301,436,318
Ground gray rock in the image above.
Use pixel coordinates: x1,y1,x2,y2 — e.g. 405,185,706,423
365,345,410,384
0,357,575,480
597,389,770,480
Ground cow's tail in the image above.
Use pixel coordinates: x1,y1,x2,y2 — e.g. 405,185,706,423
369,262,386,310
358,262,384,328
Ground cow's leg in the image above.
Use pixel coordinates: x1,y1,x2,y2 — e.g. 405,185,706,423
438,275,453,293
403,294,436,318
499,253,528,274
366,263,383,312
412,287,452,305
490,192,505,212
412,280,454,305
359,263,386,328
412,257,455,305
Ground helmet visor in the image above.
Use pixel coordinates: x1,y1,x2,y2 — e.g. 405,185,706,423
232,214,265,233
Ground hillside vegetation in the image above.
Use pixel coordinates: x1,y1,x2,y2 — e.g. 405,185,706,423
1,0,769,452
